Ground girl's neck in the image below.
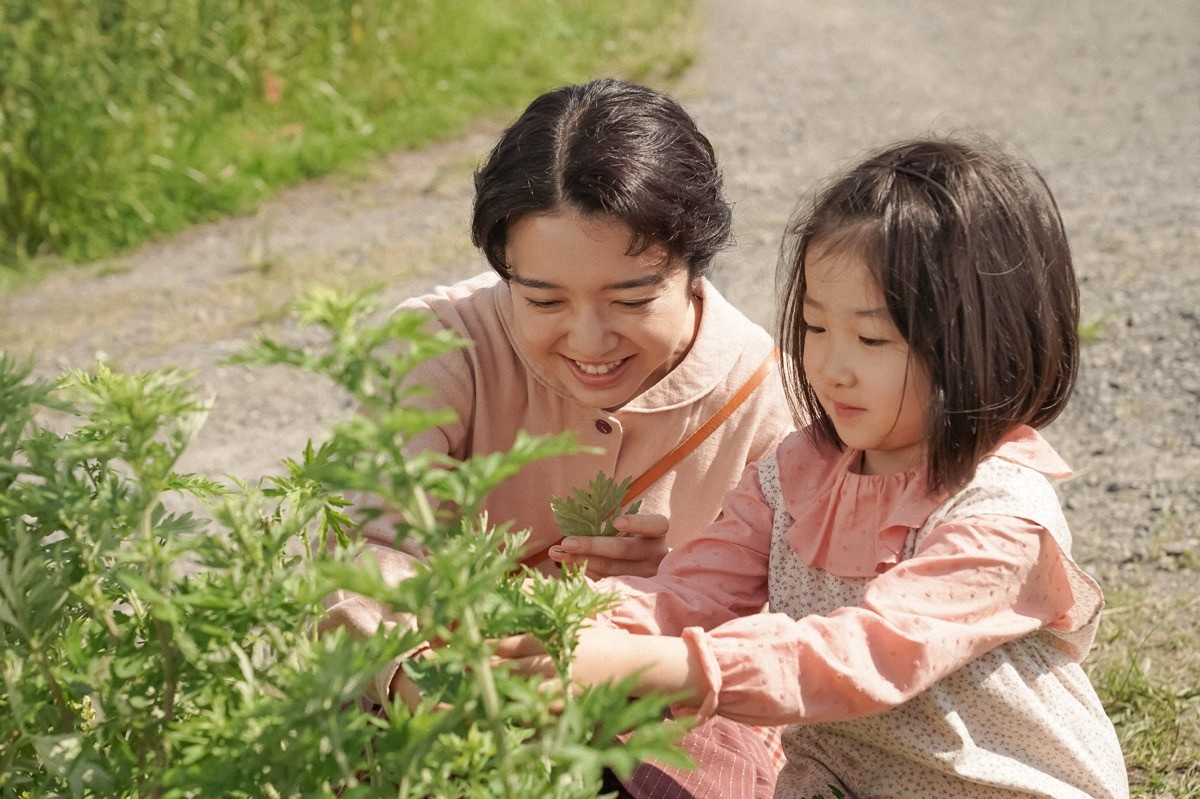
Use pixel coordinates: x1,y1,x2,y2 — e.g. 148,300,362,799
859,445,926,476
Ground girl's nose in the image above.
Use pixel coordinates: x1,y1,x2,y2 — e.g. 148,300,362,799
815,345,855,387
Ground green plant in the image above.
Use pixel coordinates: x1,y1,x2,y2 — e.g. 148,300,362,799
1088,593,1200,796
0,0,695,270
0,286,686,797
1078,314,1111,345
551,473,642,538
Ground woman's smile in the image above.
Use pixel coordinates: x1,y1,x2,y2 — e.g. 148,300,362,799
505,210,699,410
569,356,630,378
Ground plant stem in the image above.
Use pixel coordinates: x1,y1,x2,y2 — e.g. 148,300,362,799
29,643,75,728
140,504,174,798
460,605,516,798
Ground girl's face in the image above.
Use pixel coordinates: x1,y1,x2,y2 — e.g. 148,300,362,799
801,244,931,475
505,210,699,410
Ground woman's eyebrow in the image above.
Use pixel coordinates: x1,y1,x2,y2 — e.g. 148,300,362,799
509,274,666,291
606,274,666,290
509,275,557,290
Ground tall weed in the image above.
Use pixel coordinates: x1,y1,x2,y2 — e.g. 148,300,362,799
0,287,685,796
0,0,694,269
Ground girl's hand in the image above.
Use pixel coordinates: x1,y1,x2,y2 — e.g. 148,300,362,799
546,513,669,578
492,628,637,687
492,627,703,705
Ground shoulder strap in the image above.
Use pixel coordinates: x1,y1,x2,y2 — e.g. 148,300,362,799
622,349,777,505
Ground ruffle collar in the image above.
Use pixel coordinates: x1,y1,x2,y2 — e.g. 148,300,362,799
776,435,940,577
773,426,1069,578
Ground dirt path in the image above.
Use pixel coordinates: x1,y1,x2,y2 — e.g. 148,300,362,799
3,1,1198,583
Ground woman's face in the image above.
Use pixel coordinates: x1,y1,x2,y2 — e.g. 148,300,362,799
505,210,699,410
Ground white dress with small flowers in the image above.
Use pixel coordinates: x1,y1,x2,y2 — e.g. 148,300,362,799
757,451,1130,799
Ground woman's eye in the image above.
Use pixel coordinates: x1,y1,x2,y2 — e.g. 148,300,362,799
859,336,888,346
616,299,653,309
524,298,562,309
803,323,825,334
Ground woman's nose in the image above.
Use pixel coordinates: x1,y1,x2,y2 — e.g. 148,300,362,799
566,310,618,357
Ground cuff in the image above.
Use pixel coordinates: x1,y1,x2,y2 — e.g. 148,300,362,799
677,626,722,721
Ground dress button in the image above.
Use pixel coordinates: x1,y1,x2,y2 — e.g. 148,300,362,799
594,419,613,434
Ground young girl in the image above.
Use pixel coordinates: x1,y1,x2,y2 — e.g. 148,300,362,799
499,137,1130,798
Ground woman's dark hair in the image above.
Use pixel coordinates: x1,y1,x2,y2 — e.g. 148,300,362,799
777,136,1079,493
471,78,731,280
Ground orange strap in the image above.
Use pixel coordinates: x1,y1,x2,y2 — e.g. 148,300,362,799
622,350,777,505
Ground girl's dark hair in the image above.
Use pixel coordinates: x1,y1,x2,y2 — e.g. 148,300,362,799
471,78,732,280
777,136,1079,493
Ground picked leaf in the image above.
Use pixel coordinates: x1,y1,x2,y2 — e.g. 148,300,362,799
550,471,642,538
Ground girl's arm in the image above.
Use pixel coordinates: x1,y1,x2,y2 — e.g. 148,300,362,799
493,627,706,706
502,514,1088,728
661,516,1085,726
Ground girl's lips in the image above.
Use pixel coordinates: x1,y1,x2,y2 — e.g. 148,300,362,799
832,402,865,419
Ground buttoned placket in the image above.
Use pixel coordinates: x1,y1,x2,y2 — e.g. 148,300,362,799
583,413,622,476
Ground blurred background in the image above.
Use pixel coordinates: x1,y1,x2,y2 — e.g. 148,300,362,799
2,2,1197,794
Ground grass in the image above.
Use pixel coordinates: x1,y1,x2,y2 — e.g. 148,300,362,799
1088,584,1200,796
1079,314,1113,345
0,0,697,273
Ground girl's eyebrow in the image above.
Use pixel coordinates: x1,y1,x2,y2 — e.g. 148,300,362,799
803,295,890,318
510,273,666,291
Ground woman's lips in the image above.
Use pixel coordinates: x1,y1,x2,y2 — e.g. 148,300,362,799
574,357,626,375
564,355,631,386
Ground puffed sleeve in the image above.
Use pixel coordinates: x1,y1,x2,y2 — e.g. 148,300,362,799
677,515,1083,726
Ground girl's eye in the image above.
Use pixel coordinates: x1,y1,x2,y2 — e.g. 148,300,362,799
859,336,889,347
803,323,825,334
523,298,562,309
616,299,653,309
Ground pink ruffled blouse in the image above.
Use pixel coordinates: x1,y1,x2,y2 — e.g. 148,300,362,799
594,426,1097,727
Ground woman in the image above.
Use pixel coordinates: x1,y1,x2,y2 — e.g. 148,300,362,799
325,78,793,799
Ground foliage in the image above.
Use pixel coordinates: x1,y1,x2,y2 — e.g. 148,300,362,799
1087,593,1200,797
0,0,695,270
551,473,642,538
0,286,685,797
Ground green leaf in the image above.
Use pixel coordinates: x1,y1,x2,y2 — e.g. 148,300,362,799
550,471,642,538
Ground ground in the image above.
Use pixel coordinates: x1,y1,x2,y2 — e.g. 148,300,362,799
2,0,1197,790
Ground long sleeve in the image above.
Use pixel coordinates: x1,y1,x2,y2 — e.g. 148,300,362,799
594,440,1086,726
661,516,1078,726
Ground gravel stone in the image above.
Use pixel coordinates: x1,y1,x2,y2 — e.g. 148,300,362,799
2,0,1197,599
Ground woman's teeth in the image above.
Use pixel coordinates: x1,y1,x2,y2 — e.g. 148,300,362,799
575,358,625,375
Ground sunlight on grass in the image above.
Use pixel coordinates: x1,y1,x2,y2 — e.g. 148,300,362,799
1088,589,1200,796
1,0,697,271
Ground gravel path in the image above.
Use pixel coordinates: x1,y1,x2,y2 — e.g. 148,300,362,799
3,1,1198,592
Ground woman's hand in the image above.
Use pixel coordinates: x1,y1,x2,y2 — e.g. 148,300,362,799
546,513,669,578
